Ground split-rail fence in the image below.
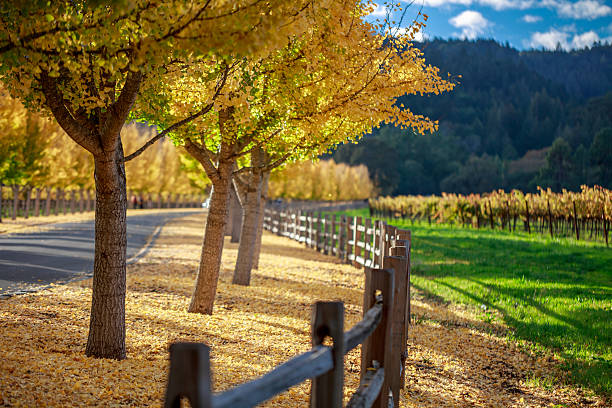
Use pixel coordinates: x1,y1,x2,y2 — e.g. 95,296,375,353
164,209,412,408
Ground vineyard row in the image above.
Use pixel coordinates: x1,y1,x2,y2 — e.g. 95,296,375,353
369,185,611,246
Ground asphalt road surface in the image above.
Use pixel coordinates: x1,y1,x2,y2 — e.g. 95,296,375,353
0,210,202,297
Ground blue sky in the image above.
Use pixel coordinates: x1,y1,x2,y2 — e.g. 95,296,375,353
370,0,612,50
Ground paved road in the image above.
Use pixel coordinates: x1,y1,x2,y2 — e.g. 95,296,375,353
0,210,202,296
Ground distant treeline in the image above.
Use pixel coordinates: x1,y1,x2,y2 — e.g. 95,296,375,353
331,39,612,195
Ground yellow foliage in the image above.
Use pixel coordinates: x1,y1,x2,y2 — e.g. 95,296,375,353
122,124,204,195
269,160,376,201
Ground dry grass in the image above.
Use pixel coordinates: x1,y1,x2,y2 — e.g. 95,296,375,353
0,213,606,407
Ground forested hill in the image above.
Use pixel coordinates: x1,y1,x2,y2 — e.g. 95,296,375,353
331,39,612,196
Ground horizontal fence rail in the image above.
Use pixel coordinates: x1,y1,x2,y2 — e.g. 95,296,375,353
0,184,205,221
165,208,412,408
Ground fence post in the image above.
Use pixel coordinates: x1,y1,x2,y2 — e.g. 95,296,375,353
315,212,322,252
310,301,345,408
361,267,394,408
343,216,350,263
308,211,314,248
331,214,337,256
164,342,212,408
364,218,372,266
353,216,362,267
384,252,409,407
323,214,330,255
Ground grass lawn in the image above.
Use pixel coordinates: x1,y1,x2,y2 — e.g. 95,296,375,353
344,209,612,397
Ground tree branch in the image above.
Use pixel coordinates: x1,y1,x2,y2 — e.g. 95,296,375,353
183,139,221,185
123,63,230,162
39,71,102,155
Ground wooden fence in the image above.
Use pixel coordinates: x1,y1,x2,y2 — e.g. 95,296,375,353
0,185,205,221
164,209,412,408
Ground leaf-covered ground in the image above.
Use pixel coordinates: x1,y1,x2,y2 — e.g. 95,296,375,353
0,213,607,407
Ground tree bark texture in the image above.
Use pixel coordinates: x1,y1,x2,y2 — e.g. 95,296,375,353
252,171,270,270
11,185,19,220
188,157,234,314
85,143,128,360
44,187,52,216
24,187,31,219
230,183,242,243
34,188,41,217
232,149,266,286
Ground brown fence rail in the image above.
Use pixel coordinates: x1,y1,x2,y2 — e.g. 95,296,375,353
164,208,412,408
0,184,205,221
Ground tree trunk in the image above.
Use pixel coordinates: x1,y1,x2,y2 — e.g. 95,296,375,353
0,184,3,223
229,184,242,242
232,172,262,286
44,187,52,216
252,171,270,270
86,189,93,212
70,190,77,214
11,185,20,220
188,158,234,314
79,188,85,213
85,144,128,360
24,187,31,219
34,188,41,217
56,188,64,215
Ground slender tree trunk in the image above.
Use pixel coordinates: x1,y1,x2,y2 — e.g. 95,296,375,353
225,189,235,236
188,158,234,314
11,185,20,220
0,184,3,223
70,190,77,214
24,187,31,219
44,187,52,216
86,189,93,212
230,184,242,243
232,171,262,286
79,188,85,213
34,188,41,217
85,143,128,360
252,171,270,270
56,188,64,215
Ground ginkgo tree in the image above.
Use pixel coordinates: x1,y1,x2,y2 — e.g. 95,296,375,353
140,0,453,313
0,0,317,359
229,2,455,288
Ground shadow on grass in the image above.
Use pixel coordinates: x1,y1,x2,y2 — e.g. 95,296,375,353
406,224,612,397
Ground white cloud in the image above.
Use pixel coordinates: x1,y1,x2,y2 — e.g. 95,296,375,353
395,26,429,41
553,0,612,20
421,0,472,7
449,10,492,39
522,14,542,22
571,30,601,47
420,0,534,9
529,28,570,49
418,0,611,20
369,3,388,17
478,0,534,10
528,27,610,50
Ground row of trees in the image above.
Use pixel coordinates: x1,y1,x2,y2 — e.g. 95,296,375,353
369,185,611,244
0,89,203,221
268,159,376,201
0,1,453,359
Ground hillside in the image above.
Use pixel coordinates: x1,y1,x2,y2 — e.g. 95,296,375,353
331,39,612,195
